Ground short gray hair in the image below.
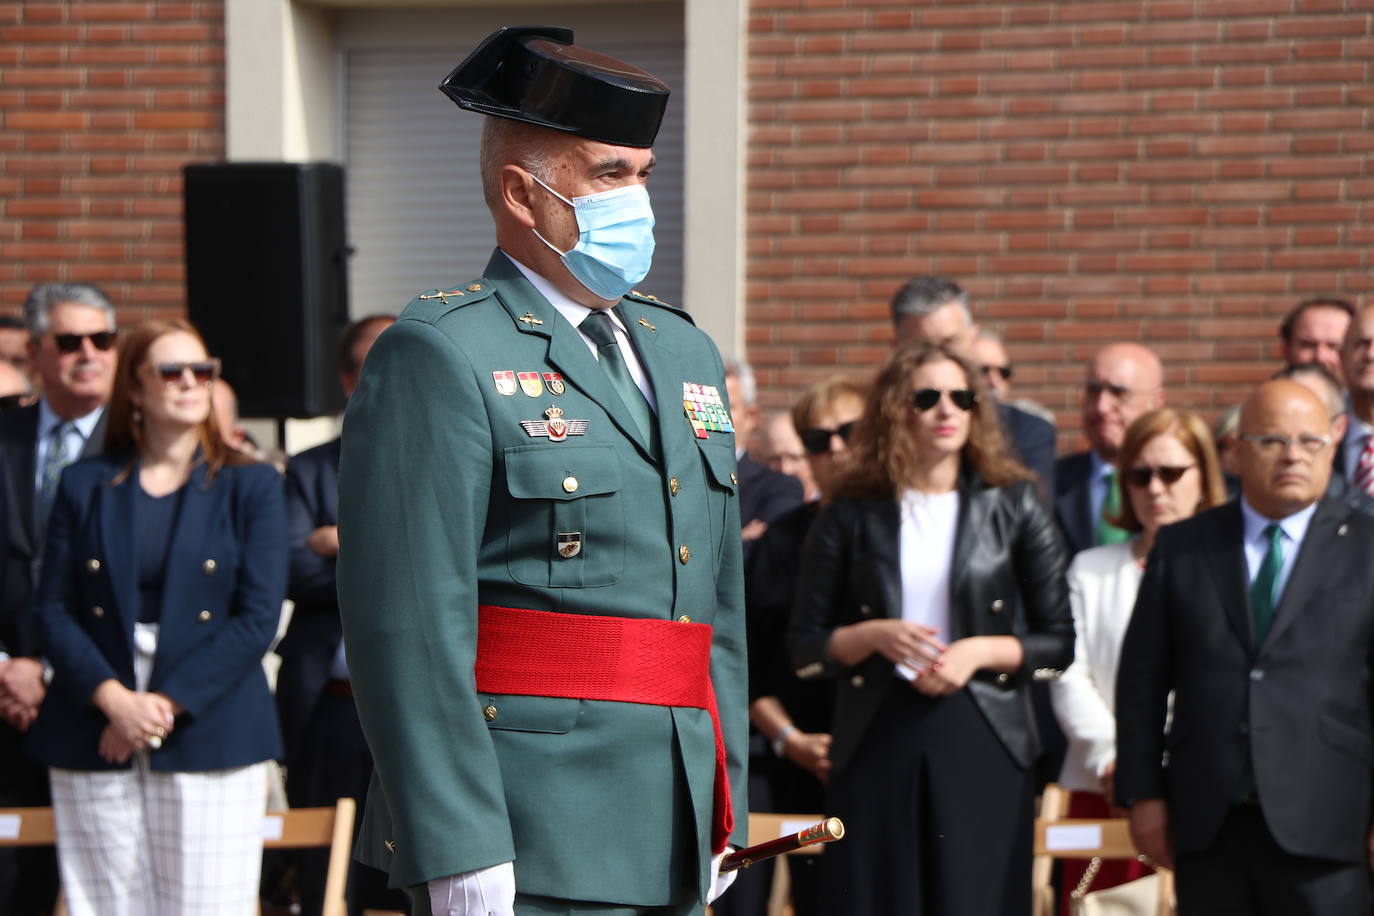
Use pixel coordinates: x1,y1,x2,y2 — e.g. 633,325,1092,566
722,357,756,407
479,117,560,209
22,283,116,337
890,275,971,329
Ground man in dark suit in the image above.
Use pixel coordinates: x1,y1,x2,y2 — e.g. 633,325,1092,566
1117,379,1374,913
1054,342,1164,556
0,282,115,914
889,276,1056,496
275,314,401,916
723,358,802,567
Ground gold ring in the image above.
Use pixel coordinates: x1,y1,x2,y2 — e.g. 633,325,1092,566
155,726,166,737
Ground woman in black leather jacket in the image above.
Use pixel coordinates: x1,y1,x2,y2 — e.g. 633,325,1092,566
788,341,1073,915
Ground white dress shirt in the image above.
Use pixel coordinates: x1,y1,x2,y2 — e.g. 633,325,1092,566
895,489,959,680
1341,414,1373,485
1239,496,1316,601
33,398,104,494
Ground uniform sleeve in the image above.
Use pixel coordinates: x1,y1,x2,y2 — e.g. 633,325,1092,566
710,347,750,852
336,319,513,888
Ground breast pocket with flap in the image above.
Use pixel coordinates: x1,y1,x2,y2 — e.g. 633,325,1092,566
503,445,624,588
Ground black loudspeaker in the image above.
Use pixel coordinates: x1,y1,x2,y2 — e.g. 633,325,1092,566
184,162,350,419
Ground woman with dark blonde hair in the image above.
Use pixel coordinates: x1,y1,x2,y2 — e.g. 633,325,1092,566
789,342,1074,914
25,318,287,915
1050,407,1227,909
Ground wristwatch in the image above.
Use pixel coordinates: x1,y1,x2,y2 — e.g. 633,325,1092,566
771,724,796,759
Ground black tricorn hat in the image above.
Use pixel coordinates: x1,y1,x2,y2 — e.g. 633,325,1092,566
439,26,670,149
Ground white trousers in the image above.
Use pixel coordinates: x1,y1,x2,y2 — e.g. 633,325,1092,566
49,622,270,916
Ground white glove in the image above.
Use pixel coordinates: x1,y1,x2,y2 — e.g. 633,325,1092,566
428,861,516,916
707,847,737,904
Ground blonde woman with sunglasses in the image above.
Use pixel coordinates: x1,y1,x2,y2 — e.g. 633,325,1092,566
24,318,287,915
1049,407,1228,911
788,341,1074,915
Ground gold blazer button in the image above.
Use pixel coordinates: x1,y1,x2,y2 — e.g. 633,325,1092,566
990,599,1004,612
562,476,579,493
670,477,680,496
92,606,104,618
86,558,101,573
677,615,692,623
197,610,212,623
483,705,498,722
203,559,217,575
678,545,691,564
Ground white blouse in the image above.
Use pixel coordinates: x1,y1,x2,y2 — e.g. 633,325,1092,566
1050,540,1142,792
896,488,960,680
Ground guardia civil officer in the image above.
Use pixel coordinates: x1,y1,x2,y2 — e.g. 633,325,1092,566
336,27,748,916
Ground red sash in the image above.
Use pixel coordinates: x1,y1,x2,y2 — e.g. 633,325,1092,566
475,604,733,854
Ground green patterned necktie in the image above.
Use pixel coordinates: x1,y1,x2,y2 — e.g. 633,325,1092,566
36,420,75,538
1250,523,1284,646
1096,469,1131,545
579,310,659,453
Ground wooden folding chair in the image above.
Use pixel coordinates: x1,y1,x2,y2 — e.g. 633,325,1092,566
262,798,357,916
1031,785,1174,916
0,807,66,915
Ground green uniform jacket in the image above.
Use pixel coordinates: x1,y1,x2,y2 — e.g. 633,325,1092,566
336,251,749,905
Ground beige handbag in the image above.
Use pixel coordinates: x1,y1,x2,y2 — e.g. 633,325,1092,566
1070,856,1176,916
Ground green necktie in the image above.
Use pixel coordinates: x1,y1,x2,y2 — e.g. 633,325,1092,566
1096,470,1131,545
1234,523,1285,803
579,310,659,452
1250,523,1284,646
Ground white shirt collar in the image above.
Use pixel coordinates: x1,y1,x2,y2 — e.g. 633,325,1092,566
503,250,628,335
37,398,104,441
1090,449,1113,480
1239,495,1318,547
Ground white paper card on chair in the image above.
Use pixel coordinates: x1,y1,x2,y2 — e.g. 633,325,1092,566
778,819,813,838
261,815,283,840
0,815,19,840
1045,824,1102,851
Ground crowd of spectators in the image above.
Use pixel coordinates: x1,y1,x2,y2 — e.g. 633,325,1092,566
0,276,1371,914
730,281,1374,914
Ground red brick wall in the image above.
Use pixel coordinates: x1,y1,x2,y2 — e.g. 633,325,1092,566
0,0,224,325
746,1,1374,447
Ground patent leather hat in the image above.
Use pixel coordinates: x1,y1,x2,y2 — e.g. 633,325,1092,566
440,26,671,148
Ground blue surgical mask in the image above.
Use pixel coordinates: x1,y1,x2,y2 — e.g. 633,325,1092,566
529,173,656,301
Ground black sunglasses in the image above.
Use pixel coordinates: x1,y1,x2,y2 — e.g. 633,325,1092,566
155,359,221,387
911,388,976,412
53,331,117,353
981,364,1013,382
1122,465,1194,488
799,421,857,455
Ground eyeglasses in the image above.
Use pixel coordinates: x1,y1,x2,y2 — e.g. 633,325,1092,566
981,364,1012,382
53,331,117,353
1238,433,1331,456
911,389,976,412
154,359,221,387
799,422,856,455
1123,465,1195,488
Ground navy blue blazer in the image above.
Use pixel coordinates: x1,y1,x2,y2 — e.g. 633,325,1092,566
25,454,287,772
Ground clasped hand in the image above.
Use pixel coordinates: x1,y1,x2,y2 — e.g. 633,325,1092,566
864,620,984,695
0,657,46,731
92,680,177,763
